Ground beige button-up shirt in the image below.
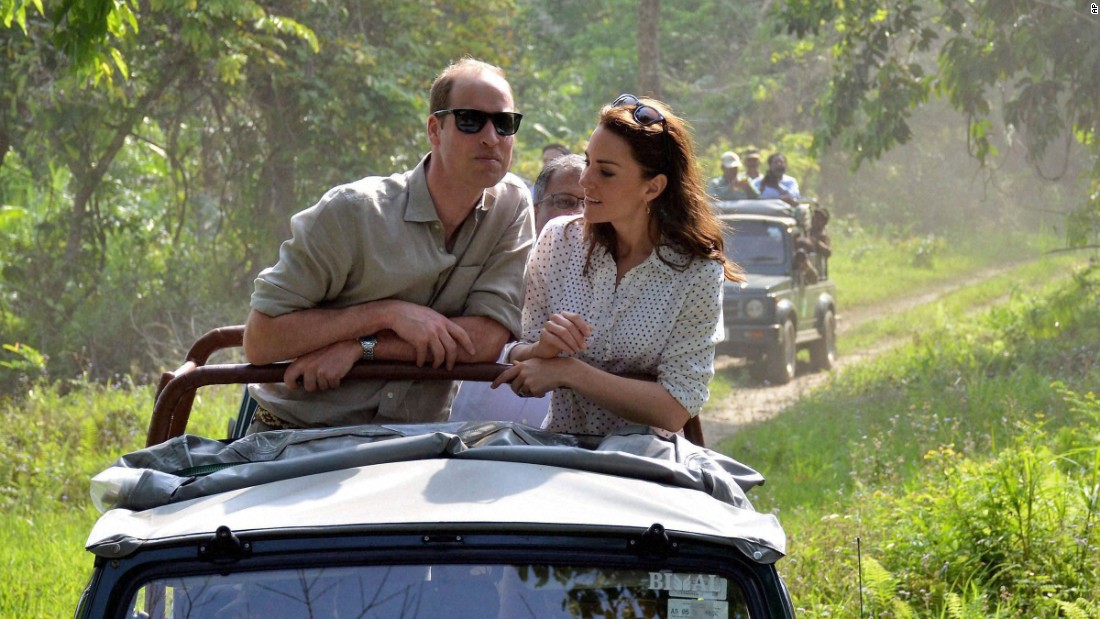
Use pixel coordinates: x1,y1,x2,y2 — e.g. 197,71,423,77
249,155,534,428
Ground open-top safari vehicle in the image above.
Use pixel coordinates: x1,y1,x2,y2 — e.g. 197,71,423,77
714,199,838,384
76,326,796,618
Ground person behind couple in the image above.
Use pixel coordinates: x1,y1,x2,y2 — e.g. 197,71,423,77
449,154,585,426
241,57,535,432
492,94,741,436
742,148,762,184
532,154,586,236
540,142,571,167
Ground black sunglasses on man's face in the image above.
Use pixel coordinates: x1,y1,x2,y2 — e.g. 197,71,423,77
433,109,523,136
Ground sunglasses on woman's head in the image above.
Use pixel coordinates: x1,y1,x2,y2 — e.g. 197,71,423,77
433,109,523,136
611,93,672,166
610,94,666,129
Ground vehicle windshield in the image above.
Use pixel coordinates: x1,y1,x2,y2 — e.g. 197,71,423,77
723,220,788,272
126,563,752,618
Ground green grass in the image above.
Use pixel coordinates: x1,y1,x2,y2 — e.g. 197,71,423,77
828,220,1061,310
0,382,239,618
839,251,1086,353
712,263,1100,617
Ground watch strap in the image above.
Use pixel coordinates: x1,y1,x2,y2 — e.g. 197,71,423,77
358,336,376,361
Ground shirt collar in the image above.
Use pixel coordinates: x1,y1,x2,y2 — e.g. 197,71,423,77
593,238,685,279
405,153,490,223
404,154,438,223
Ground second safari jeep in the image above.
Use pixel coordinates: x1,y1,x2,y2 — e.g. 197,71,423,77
715,199,837,384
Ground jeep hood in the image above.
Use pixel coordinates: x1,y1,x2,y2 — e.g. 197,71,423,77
725,274,789,295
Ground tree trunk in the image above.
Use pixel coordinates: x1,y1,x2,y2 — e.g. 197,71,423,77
255,75,301,246
638,0,661,99
63,69,180,269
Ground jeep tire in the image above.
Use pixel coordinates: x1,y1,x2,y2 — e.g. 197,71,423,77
763,319,797,384
809,309,836,371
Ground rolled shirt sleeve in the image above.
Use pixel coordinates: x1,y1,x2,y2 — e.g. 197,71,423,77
245,158,535,428
656,261,725,417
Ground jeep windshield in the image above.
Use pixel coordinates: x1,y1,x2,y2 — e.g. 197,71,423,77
125,563,751,618
723,220,788,274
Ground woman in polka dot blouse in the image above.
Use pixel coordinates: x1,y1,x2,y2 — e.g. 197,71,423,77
492,95,742,436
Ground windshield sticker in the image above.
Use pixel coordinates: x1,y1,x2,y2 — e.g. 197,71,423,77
669,598,730,617
648,572,728,600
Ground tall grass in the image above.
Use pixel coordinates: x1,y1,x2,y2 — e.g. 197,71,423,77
829,218,1060,310
0,381,238,618
840,252,1084,353
718,264,1100,617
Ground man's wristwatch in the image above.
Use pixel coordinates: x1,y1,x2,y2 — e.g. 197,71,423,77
358,336,376,361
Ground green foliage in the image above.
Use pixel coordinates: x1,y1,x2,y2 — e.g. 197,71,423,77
0,343,47,395
887,418,1100,614
777,0,1100,248
827,215,1056,310
900,233,944,268
1,0,138,84
0,505,100,618
1053,598,1100,619
0,378,148,511
720,264,1100,616
0,376,237,617
938,583,1006,618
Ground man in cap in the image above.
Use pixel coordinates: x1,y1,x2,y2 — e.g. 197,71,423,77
707,150,760,201
742,148,763,185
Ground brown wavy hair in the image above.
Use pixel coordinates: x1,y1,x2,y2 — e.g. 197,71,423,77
583,96,741,282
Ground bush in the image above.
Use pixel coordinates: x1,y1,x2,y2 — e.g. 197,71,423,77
873,403,1099,616
746,265,1100,617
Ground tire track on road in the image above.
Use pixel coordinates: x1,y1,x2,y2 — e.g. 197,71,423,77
700,265,1021,446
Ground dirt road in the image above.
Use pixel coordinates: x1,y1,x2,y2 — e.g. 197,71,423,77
700,266,1014,445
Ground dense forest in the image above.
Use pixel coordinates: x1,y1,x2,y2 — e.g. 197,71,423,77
1,0,1096,391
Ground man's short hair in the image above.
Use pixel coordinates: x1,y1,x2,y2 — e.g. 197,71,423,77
429,57,509,113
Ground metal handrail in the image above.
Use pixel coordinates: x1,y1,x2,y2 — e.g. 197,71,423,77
147,326,706,448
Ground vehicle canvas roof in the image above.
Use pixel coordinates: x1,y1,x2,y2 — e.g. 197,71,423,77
86,422,787,565
713,198,797,218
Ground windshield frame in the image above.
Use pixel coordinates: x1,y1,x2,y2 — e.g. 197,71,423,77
80,529,793,619
721,215,794,277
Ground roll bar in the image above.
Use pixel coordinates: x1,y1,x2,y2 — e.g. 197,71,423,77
149,326,706,448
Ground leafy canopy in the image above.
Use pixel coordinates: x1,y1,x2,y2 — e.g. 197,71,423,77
779,0,1100,246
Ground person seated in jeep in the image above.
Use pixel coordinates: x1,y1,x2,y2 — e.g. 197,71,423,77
792,248,819,285
707,151,759,200
492,95,739,437
753,153,801,206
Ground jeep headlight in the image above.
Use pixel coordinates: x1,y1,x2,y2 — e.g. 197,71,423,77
745,299,766,319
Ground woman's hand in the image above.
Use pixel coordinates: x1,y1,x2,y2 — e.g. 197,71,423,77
529,312,592,359
491,357,577,398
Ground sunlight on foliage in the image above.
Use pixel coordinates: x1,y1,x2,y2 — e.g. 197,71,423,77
722,264,1100,616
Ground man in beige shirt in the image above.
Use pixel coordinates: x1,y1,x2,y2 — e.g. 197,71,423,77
242,58,534,431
